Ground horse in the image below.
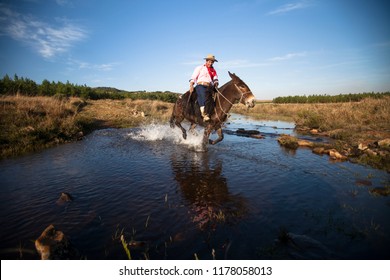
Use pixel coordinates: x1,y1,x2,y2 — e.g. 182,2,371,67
169,71,256,149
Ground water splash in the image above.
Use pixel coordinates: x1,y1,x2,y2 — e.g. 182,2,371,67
128,123,205,151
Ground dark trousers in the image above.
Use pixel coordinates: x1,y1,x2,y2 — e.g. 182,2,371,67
195,85,208,107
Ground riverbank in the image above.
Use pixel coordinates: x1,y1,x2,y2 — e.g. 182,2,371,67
232,97,390,172
1,95,389,171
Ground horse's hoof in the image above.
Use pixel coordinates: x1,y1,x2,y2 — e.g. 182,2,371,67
209,139,214,145
183,134,187,140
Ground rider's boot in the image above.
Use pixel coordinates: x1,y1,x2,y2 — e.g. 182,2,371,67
200,106,210,121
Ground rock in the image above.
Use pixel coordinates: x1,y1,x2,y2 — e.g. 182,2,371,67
365,149,378,156
328,149,347,161
298,140,314,147
378,138,390,148
310,129,319,135
312,147,326,155
369,187,390,196
236,128,260,135
59,192,72,201
277,134,299,149
250,134,265,139
35,225,79,260
56,192,73,206
358,143,369,151
236,129,264,139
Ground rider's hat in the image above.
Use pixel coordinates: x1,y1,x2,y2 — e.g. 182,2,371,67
204,54,218,62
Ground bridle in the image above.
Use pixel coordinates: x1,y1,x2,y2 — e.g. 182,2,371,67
214,82,252,121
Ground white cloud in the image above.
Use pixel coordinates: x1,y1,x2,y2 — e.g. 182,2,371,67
67,58,120,71
0,4,87,58
219,59,269,69
268,1,311,15
268,52,307,61
56,0,74,7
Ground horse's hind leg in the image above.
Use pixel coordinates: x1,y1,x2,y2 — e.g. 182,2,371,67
169,103,177,128
173,119,187,139
170,102,187,139
178,122,187,139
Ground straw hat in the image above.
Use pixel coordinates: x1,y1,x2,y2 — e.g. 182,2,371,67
204,54,218,62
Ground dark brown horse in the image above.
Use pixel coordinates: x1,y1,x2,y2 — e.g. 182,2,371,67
170,71,256,148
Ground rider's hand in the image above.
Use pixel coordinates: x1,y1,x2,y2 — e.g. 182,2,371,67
214,82,219,89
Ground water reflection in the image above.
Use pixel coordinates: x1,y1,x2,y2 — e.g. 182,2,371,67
279,146,297,156
170,152,248,231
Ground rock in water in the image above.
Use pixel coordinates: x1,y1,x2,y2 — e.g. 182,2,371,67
35,224,79,259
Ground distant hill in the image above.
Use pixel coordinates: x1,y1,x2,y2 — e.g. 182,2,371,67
93,87,124,93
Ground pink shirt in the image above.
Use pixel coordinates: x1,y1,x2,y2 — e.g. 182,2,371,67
190,65,219,85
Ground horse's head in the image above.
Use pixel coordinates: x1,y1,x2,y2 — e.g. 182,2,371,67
229,71,256,108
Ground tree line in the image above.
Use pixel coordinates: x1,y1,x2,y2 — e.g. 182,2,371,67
0,74,179,103
3,74,388,104
272,92,390,103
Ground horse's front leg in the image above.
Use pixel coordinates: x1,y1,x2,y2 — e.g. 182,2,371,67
202,126,212,150
189,123,198,135
209,126,224,145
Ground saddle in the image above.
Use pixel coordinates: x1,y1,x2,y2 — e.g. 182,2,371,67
183,88,215,123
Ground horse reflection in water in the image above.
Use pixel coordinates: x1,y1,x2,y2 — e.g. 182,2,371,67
170,152,248,231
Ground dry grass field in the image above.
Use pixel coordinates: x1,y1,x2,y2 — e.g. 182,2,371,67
1,95,83,158
0,95,173,159
77,98,174,129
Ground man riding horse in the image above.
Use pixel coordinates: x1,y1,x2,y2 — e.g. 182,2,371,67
171,62,256,148
189,54,219,122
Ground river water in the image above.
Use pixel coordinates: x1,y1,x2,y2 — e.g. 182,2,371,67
0,115,389,260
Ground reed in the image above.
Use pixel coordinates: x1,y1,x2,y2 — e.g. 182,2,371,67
120,235,132,260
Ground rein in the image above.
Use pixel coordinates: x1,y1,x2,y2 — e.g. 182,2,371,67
214,83,251,122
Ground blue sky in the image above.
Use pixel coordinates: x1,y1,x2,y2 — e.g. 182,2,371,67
1,0,389,99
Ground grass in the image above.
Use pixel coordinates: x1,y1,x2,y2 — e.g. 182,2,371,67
77,99,174,129
233,97,390,137
0,95,173,159
0,95,86,158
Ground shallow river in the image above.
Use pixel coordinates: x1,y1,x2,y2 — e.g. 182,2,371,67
1,115,389,260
